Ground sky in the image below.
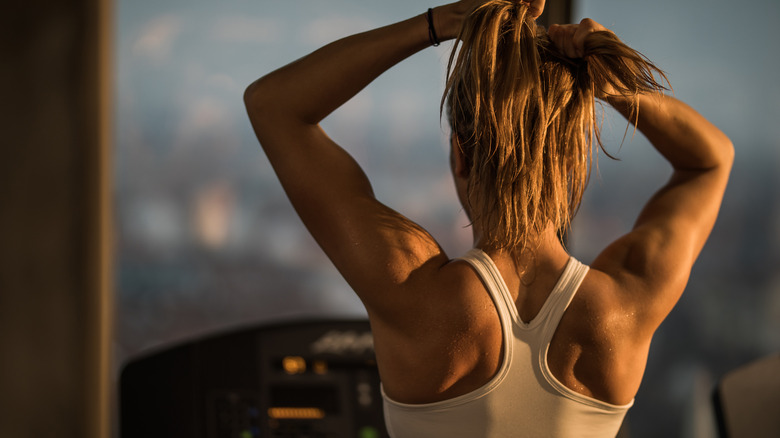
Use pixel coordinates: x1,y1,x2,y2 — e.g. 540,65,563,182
115,1,780,436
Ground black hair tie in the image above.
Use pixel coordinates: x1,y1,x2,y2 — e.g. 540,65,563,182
426,8,441,47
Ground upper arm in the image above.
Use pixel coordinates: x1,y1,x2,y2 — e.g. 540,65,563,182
591,150,733,335
245,84,448,316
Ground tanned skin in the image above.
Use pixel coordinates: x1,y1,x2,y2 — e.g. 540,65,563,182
244,1,732,406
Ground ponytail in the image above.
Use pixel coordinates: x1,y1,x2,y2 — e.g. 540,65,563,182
443,2,667,253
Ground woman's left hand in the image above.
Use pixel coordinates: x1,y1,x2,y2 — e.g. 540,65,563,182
437,0,546,41
456,0,545,18
521,0,546,18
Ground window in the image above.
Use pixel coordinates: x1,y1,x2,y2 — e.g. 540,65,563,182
115,1,780,436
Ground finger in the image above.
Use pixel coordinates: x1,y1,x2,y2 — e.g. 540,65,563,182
579,17,607,32
550,24,580,58
547,24,565,51
571,29,590,58
573,18,608,57
521,0,545,18
533,0,546,17
547,24,573,57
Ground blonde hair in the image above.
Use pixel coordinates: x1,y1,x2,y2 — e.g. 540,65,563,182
444,1,667,254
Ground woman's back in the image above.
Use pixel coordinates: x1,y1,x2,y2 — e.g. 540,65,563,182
373,231,643,407
244,0,733,435
379,244,635,437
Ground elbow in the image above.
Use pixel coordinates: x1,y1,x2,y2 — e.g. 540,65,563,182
244,76,303,134
699,127,734,172
244,78,279,135
243,82,255,110
716,133,735,171
243,80,266,120
724,137,735,166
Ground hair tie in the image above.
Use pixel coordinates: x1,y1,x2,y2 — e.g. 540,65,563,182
426,8,441,47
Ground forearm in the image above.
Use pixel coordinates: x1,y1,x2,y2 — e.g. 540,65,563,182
244,5,464,127
607,93,733,171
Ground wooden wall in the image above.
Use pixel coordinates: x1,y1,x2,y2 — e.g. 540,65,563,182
0,0,113,437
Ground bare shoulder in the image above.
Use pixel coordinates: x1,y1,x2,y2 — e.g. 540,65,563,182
554,268,631,353
372,259,503,404
549,266,653,405
563,266,661,351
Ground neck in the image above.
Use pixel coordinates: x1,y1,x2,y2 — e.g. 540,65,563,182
474,226,568,266
475,226,570,288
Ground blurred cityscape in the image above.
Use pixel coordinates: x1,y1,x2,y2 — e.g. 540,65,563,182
115,0,780,436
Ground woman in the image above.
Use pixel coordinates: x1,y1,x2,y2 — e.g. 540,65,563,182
244,1,733,436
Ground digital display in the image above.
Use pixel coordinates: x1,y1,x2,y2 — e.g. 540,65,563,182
269,384,340,417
